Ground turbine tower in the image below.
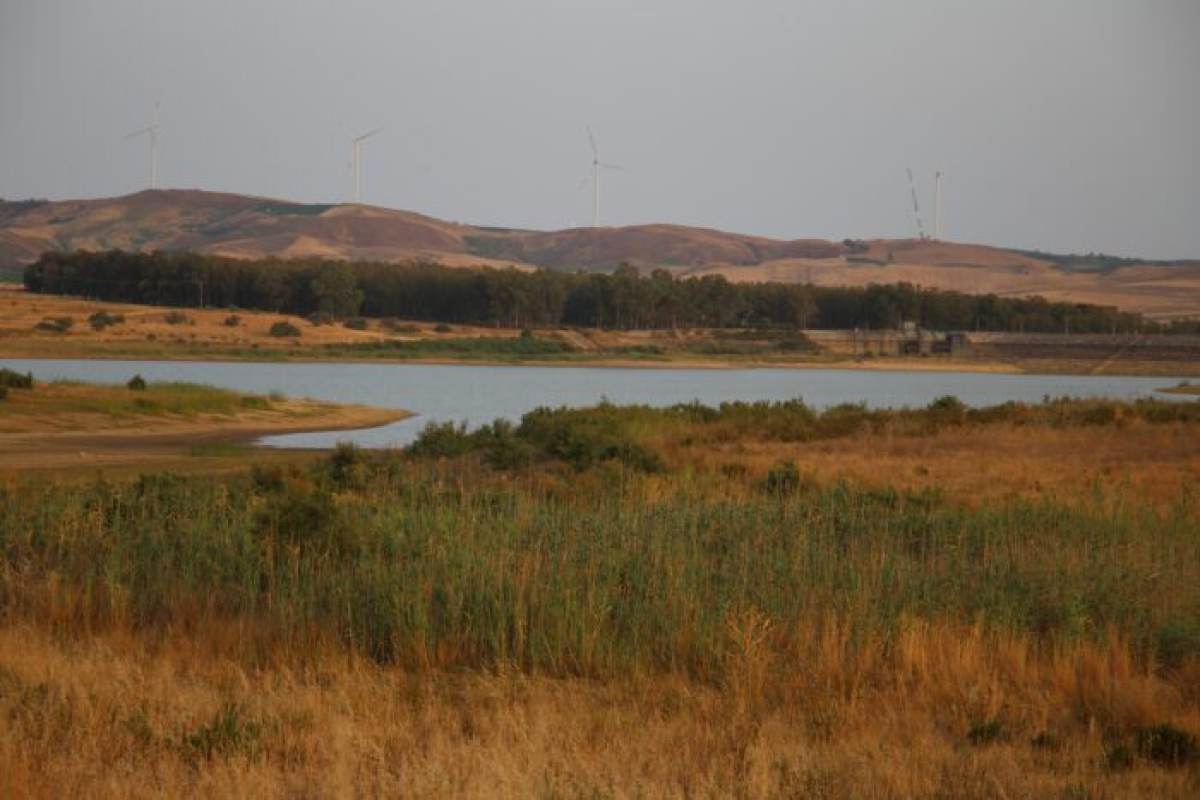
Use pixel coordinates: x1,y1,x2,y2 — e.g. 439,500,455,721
352,128,383,204
125,103,160,190
933,170,943,240
586,127,626,227
906,167,926,240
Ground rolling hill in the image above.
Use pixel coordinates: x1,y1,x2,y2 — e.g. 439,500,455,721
2,189,1198,320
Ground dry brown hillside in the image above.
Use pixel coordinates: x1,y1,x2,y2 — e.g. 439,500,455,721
3,189,1198,319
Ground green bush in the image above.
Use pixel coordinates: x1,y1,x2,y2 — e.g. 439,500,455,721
966,719,1006,746
407,420,475,459
88,310,125,330
325,336,576,359
475,419,536,470
383,319,421,334
763,459,802,495
178,703,263,763
1134,724,1198,767
269,321,301,338
0,368,34,389
127,374,148,391
927,395,967,425
34,316,73,333
223,314,241,327
518,406,663,472
434,323,453,333
257,482,342,552
164,311,190,325
306,311,334,326
0,385,7,401
343,317,369,331
327,442,368,488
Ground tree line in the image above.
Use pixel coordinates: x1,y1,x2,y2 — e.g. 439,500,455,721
22,249,1189,334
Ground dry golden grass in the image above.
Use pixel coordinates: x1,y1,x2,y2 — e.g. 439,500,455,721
678,421,1200,509
1,622,1197,798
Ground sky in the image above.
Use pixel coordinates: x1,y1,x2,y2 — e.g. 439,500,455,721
2,0,1198,259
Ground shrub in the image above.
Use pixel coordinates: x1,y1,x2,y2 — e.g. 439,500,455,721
257,483,341,551
34,316,73,333
926,394,967,426
164,311,189,325
434,323,453,334
1134,724,1198,767
1155,618,1200,668
127,374,148,391
269,321,301,338
763,459,802,495
0,385,7,401
178,703,263,763
223,314,241,327
1030,731,1060,750
383,320,421,334
306,311,333,326
88,310,125,330
475,419,536,470
1106,744,1134,771
0,368,33,389
966,719,1006,746
407,420,475,459
343,317,368,331
327,442,367,487
517,406,663,472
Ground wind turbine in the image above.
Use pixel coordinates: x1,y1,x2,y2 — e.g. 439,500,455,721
125,103,160,190
352,128,383,204
933,170,943,240
905,167,926,240
586,127,627,227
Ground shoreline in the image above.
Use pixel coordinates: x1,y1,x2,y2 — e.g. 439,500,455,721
8,347,1187,378
7,349,1200,379
0,400,409,475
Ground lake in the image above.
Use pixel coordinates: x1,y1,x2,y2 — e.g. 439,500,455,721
2,358,1189,449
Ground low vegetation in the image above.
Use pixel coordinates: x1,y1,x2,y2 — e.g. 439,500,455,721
268,320,301,337
33,315,73,333
321,334,577,360
87,310,125,330
0,379,277,421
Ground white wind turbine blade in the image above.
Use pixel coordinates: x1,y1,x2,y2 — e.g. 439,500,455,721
355,127,384,143
586,126,598,161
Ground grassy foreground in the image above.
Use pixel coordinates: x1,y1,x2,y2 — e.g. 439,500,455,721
1,397,1198,796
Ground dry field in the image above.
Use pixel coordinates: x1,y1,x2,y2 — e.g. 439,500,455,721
3,621,1197,799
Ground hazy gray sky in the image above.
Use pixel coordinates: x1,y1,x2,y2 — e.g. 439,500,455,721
2,0,1198,258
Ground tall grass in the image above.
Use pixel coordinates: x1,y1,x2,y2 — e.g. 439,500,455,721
2,455,1196,678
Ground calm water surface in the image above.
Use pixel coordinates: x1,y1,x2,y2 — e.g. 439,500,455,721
3,359,1189,449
